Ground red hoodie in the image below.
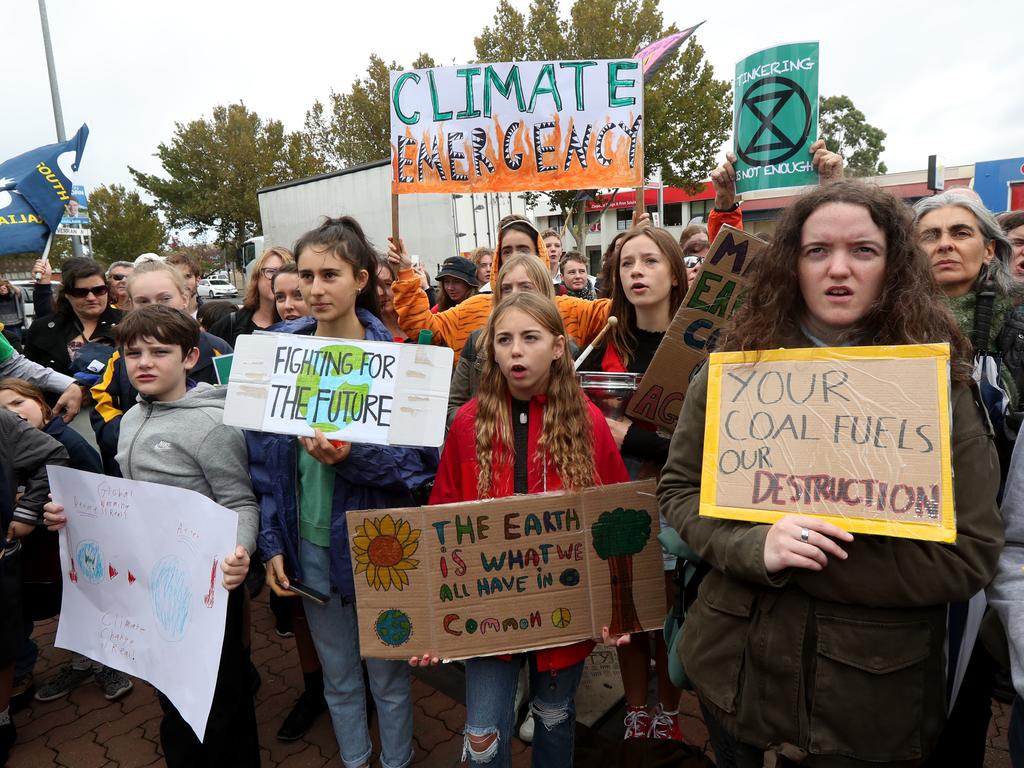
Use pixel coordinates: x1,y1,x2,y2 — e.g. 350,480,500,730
431,395,630,672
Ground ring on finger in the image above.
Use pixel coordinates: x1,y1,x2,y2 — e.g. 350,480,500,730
800,527,810,543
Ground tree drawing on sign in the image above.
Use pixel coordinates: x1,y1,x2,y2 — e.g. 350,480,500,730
351,514,420,591
590,507,652,634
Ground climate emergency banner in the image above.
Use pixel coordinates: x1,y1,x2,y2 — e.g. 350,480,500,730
626,226,767,431
390,60,644,194
733,42,819,193
347,480,663,660
222,333,453,447
699,345,956,542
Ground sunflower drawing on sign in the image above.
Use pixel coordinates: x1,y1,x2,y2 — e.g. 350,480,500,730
351,514,421,591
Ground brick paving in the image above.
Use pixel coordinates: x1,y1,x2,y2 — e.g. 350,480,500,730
5,590,1014,766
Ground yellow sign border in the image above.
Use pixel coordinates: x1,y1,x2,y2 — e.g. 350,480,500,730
699,344,956,543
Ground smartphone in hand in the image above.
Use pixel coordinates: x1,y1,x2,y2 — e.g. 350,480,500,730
287,580,330,605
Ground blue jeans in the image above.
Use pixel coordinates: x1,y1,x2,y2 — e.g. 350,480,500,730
299,542,412,768
464,654,585,768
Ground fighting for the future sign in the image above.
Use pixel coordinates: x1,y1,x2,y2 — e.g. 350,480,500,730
389,60,644,193
733,42,820,194
222,333,454,447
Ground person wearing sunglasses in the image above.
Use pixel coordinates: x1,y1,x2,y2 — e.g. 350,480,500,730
105,262,135,309
24,257,122,389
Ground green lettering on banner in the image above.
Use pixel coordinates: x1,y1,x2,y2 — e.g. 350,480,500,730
483,65,526,117
428,70,453,121
528,64,562,113
456,67,482,119
559,61,597,110
607,61,638,107
392,72,421,126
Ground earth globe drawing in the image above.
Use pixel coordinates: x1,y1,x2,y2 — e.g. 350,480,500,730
375,609,413,647
295,344,375,433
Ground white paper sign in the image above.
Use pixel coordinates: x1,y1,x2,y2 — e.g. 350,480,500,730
222,334,454,447
47,466,238,740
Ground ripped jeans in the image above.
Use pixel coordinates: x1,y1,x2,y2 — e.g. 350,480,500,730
464,654,585,767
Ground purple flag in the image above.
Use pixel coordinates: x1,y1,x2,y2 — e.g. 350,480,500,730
635,21,705,78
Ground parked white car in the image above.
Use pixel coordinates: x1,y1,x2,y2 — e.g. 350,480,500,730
197,278,239,299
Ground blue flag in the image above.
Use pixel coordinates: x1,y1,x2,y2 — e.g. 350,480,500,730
0,124,89,255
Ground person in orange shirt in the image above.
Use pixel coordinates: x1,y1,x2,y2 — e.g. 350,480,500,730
389,216,611,363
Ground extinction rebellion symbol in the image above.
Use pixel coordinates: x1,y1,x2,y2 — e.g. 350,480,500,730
737,76,812,167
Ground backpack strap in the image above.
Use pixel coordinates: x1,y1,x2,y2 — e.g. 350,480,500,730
973,280,997,357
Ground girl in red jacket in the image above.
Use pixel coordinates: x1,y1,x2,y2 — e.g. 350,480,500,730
424,292,629,768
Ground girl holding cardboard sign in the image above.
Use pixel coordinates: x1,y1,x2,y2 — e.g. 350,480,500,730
576,224,690,741
247,216,438,768
658,180,1003,767
422,292,629,768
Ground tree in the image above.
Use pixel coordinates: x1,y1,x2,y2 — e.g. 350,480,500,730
130,102,326,251
475,0,732,251
303,53,437,170
590,506,652,633
88,184,167,263
819,95,887,177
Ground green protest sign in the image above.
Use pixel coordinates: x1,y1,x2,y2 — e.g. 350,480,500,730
733,42,819,194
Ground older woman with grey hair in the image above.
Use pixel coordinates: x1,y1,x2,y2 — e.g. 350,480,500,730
913,191,1021,768
914,193,1022,415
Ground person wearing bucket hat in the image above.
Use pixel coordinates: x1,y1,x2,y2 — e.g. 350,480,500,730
433,256,480,312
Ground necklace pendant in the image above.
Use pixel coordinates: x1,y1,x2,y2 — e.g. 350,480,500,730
519,412,527,425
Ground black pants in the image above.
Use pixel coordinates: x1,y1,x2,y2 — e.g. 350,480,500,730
921,640,998,768
700,701,798,768
158,588,260,767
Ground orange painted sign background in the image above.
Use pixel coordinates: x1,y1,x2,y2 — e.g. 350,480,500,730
390,60,644,194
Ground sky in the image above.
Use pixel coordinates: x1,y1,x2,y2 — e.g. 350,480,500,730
3,0,1022,200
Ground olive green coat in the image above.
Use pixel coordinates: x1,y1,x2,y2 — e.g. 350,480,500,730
657,364,1004,765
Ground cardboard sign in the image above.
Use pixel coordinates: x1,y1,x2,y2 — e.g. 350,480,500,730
626,226,767,431
347,480,664,660
390,60,644,194
734,42,819,194
222,334,453,447
700,345,955,542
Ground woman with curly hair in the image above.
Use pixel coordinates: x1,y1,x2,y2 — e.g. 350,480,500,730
421,291,629,767
658,179,1003,767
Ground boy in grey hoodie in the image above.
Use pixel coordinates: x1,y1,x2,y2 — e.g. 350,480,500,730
44,305,260,766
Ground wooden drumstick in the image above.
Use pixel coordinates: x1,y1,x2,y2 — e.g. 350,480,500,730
574,316,618,371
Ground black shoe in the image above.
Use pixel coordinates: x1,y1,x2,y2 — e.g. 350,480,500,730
0,719,16,765
276,691,327,741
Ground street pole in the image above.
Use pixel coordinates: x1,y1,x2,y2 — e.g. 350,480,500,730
38,0,83,258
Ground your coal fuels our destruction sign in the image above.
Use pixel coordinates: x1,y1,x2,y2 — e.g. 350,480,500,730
699,345,956,542
390,60,644,193
733,42,819,193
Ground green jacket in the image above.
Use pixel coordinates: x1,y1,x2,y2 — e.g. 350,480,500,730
657,363,1003,765
945,289,1020,406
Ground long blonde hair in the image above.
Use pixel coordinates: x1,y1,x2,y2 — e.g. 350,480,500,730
475,292,596,498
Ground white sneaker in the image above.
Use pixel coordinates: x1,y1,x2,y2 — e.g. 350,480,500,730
518,713,535,743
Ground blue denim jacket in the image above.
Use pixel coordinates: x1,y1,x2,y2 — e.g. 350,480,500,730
245,310,438,599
